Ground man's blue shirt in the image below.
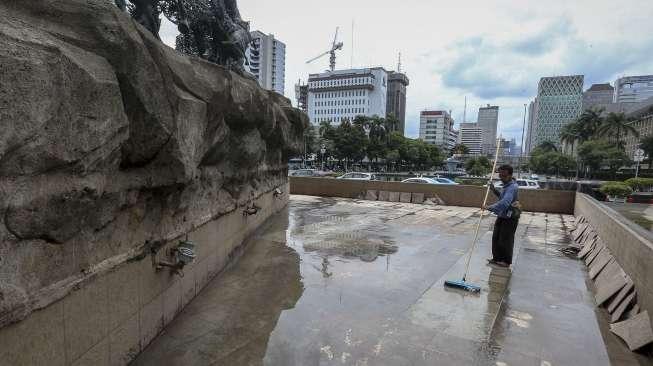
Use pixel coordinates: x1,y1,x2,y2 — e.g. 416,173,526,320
488,180,518,218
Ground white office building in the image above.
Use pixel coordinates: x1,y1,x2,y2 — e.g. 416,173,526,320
458,122,483,155
245,31,285,95
614,75,653,105
307,68,388,125
419,110,455,150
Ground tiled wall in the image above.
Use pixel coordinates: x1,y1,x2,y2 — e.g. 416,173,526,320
0,184,289,366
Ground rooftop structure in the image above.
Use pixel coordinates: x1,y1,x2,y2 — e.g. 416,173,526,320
386,71,409,135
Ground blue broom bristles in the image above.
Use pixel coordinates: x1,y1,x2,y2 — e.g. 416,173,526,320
444,279,481,293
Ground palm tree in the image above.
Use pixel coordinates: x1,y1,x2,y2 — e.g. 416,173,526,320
318,120,333,137
576,107,604,140
536,141,558,153
597,112,639,149
560,122,581,155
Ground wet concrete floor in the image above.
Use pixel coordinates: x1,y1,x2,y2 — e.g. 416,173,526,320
132,196,647,366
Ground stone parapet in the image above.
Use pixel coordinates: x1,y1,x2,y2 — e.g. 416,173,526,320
289,177,576,214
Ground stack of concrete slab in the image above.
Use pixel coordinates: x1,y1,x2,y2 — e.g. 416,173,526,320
571,216,653,352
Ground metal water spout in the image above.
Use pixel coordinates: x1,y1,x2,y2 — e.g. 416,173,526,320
243,202,261,216
156,239,196,276
273,188,283,198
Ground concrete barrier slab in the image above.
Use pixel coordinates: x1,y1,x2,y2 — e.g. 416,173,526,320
388,192,400,202
611,311,653,351
378,191,390,201
365,190,378,201
411,193,425,204
399,192,411,203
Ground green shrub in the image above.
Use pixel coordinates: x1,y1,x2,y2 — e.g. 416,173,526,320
624,177,653,191
600,182,633,198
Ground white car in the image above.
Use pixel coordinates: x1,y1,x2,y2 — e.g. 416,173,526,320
289,169,318,177
402,177,459,185
493,179,541,189
336,172,376,181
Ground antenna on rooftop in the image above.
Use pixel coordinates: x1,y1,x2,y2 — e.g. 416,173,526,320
397,52,402,73
463,96,467,123
351,19,355,68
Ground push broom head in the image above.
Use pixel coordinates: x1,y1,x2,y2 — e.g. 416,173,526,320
444,279,481,293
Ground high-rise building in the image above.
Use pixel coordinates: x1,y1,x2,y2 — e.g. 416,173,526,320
614,75,653,105
419,110,455,150
245,31,285,95
477,105,499,155
386,71,409,135
525,99,538,154
530,75,584,150
458,122,483,155
307,67,388,125
583,83,614,112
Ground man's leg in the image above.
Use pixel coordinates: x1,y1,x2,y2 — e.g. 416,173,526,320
491,218,502,262
499,218,519,264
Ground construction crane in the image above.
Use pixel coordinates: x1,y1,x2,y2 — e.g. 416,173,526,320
306,27,343,71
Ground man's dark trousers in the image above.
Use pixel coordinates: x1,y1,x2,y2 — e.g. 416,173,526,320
492,217,519,264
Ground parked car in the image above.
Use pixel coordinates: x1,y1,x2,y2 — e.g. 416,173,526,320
516,179,541,189
530,174,539,180
289,169,319,177
401,177,459,185
430,177,459,185
336,172,376,180
493,179,541,189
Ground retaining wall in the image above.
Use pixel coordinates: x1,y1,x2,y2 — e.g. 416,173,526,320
0,185,288,366
574,193,653,322
289,177,576,214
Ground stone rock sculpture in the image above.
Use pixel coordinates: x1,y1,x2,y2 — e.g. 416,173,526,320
0,0,307,327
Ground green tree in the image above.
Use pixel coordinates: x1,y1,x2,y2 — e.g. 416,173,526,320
535,141,558,153
597,112,639,149
384,114,400,133
465,156,492,177
333,119,367,170
575,108,604,140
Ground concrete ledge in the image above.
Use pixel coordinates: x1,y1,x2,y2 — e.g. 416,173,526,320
575,193,653,329
289,177,575,214
0,184,289,366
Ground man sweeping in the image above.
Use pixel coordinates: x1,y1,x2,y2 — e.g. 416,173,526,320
484,164,521,268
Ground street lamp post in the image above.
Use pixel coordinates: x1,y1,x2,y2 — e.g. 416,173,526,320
518,103,527,178
320,145,326,171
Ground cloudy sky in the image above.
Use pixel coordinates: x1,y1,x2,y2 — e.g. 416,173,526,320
160,0,653,143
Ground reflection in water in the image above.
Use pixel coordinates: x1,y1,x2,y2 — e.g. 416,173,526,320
131,207,304,366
